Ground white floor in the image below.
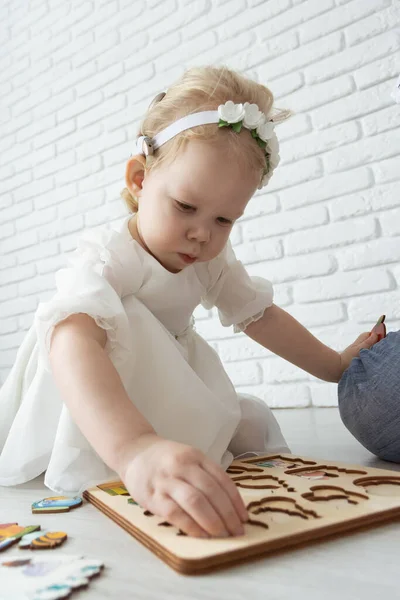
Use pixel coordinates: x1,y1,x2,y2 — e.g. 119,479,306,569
1,407,400,599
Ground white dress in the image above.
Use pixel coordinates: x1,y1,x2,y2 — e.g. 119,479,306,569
0,214,290,496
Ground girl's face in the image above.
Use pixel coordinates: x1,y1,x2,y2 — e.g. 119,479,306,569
126,139,260,273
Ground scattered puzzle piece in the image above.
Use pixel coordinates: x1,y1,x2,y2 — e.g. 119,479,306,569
19,531,68,550
0,524,40,552
0,554,104,599
32,496,82,514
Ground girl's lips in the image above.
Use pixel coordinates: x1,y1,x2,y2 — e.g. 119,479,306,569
179,253,197,264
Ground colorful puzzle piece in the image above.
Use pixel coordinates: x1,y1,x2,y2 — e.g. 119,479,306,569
32,496,82,514
0,524,40,552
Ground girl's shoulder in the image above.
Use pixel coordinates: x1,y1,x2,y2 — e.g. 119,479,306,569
67,215,145,297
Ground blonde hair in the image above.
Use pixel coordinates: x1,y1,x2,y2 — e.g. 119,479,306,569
121,65,292,213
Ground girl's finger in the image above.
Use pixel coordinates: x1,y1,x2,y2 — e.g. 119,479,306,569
181,464,245,537
166,478,231,538
202,457,249,523
150,490,211,539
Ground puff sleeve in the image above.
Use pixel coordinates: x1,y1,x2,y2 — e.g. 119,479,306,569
200,240,274,332
34,225,143,372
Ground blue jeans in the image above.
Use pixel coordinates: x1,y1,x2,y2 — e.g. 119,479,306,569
338,331,400,463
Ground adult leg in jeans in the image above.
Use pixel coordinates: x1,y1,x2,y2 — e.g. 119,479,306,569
338,331,400,463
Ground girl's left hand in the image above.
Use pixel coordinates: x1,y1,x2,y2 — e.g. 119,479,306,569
339,331,380,376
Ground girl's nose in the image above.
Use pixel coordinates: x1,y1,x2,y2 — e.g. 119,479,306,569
187,226,210,243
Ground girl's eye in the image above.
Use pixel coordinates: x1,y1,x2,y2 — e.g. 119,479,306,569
217,217,232,225
176,201,193,211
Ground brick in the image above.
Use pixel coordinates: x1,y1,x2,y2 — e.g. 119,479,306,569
0,284,18,302
263,356,311,384
224,361,262,386
0,296,38,318
380,208,400,236
345,4,400,46
361,104,400,136
348,290,400,322
272,72,304,100
272,283,293,307
299,0,390,44
310,383,338,407
280,167,372,210
53,61,97,95
38,215,84,242
265,251,336,283
0,330,28,350
0,317,18,335
337,237,400,271
276,114,312,142
18,240,59,266
373,156,400,184
282,75,354,114
34,151,75,180
56,124,102,154
0,223,14,240
255,0,334,41
1,229,38,254
267,157,323,193
355,53,399,90
33,119,74,150
286,301,346,327
33,183,76,211
241,194,280,220
258,32,342,82
182,0,245,41
312,80,394,130
18,273,58,296
306,30,399,85
323,128,400,173
294,267,392,303
330,182,400,221
194,316,235,341
282,121,360,163
55,156,102,187
217,336,273,362
285,217,377,255
243,204,328,240
234,239,283,264
244,31,299,71
58,91,104,124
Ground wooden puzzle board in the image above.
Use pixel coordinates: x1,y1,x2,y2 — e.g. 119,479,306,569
83,453,400,574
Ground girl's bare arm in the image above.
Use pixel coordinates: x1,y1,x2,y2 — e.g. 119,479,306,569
49,313,157,477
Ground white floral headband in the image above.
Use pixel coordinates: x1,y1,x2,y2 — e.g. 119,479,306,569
133,99,280,189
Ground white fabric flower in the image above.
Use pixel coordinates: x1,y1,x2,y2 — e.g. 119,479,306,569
256,120,275,141
218,101,245,123
267,133,280,168
243,102,266,129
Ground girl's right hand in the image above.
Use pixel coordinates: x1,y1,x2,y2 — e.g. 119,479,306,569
120,433,249,539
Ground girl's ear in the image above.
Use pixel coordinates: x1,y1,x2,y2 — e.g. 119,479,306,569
125,155,147,196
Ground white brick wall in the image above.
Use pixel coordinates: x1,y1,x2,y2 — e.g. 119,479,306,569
1,0,399,409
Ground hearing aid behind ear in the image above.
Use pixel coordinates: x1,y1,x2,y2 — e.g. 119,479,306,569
370,314,386,342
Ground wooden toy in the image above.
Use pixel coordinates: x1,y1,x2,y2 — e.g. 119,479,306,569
31,496,82,514
0,554,104,598
19,531,68,550
83,453,400,574
0,524,40,552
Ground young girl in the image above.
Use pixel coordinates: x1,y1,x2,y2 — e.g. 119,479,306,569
0,65,379,540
